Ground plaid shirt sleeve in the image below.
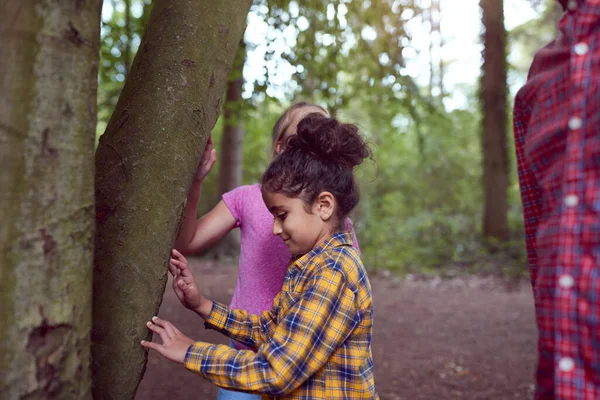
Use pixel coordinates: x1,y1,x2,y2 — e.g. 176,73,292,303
184,268,360,395
200,294,283,349
513,95,542,286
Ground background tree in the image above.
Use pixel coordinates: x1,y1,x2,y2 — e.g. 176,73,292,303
0,1,102,398
219,41,247,197
94,1,560,277
426,0,444,99
208,41,248,257
92,0,252,398
481,0,509,242
97,0,153,142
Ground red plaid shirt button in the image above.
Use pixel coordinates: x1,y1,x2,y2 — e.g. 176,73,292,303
568,117,582,130
559,274,575,289
564,195,579,207
574,42,589,55
568,0,577,10
559,357,575,372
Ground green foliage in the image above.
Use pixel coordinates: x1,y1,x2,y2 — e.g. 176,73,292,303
353,104,526,275
97,0,153,143
95,0,551,276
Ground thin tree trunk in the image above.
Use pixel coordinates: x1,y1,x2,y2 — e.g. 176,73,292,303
211,41,246,259
0,1,102,398
92,1,251,398
219,41,246,195
427,6,434,98
428,0,444,99
124,0,131,75
480,0,509,242
434,0,444,98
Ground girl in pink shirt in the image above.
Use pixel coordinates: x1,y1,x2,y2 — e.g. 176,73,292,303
173,103,359,400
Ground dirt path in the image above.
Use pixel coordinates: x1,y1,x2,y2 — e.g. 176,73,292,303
135,258,537,400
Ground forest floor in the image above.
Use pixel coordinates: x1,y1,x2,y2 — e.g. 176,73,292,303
136,257,537,400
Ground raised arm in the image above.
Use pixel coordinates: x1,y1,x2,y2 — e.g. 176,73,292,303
174,137,237,254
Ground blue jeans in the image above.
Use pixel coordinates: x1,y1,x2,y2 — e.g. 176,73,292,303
217,388,261,400
216,341,261,400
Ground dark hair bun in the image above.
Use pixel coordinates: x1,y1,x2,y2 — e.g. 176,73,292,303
289,113,370,169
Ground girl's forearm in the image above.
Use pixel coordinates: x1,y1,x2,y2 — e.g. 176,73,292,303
174,180,203,252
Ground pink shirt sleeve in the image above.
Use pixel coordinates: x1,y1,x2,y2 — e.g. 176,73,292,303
222,185,254,228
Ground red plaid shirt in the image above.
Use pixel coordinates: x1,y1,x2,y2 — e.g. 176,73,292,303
514,1,600,398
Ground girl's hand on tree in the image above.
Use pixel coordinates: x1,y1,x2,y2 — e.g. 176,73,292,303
194,135,217,182
141,316,194,364
169,249,207,314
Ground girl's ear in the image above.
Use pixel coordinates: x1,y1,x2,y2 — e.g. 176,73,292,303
316,192,335,221
273,140,283,155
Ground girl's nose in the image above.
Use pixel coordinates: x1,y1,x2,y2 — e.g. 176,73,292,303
272,220,282,236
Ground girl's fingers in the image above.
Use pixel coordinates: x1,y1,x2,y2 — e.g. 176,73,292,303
171,259,192,276
168,263,177,276
204,136,214,154
146,319,169,340
152,316,176,337
178,266,193,279
177,278,189,289
171,249,184,259
140,340,161,352
171,324,183,336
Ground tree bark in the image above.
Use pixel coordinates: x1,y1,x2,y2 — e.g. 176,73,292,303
124,0,131,75
0,1,101,398
480,0,509,241
212,41,246,258
219,41,246,196
92,1,251,399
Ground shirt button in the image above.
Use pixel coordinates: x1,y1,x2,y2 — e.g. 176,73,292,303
565,195,579,207
568,117,582,130
568,0,577,10
559,274,574,289
574,42,589,56
559,357,575,372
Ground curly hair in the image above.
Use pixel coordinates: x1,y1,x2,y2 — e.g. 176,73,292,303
262,113,371,228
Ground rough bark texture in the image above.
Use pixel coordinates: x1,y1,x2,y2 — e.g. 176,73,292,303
480,0,509,241
92,1,252,399
0,0,101,398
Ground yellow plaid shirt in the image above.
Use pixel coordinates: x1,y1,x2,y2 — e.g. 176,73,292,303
184,232,378,399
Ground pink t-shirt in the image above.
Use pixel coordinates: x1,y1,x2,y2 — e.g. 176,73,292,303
222,183,360,349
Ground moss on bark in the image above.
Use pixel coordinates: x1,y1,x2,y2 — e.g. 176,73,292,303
0,0,102,398
92,1,252,398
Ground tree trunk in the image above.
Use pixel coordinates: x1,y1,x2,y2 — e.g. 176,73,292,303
124,0,131,75
92,1,251,399
480,0,509,242
0,1,101,398
427,0,444,99
211,41,246,259
219,41,246,195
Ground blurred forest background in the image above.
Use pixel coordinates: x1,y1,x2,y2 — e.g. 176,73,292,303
96,0,562,276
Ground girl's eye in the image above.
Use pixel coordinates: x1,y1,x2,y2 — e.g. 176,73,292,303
278,212,287,221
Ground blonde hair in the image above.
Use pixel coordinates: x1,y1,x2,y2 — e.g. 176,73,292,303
271,102,329,147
